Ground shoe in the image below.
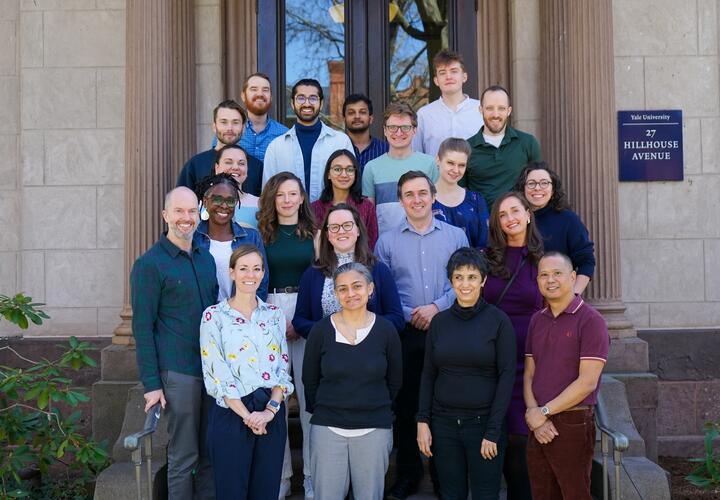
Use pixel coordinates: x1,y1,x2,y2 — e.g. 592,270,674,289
278,478,291,499
303,476,314,499
385,478,419,499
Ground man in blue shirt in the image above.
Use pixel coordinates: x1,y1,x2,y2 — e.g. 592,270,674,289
343,93,389,169
130,187,218,499
376,171,469,499
263,78,354,202
177,99,264,196
240,72,289,162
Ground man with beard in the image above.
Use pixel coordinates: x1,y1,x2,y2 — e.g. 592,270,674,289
240,72,288,162
131,187,218,499
464,85,541,211
177,99,264,196
263,78,354,202
342,93,388,169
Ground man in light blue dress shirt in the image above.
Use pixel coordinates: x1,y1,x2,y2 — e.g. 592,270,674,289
375,171,468,499
239,72,288,162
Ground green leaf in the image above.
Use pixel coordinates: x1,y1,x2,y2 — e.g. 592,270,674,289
37,388,49,409
69,336,78,348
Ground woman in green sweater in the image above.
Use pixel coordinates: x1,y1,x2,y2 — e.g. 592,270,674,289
256,171,317,498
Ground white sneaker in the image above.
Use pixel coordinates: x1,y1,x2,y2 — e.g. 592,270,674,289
303,476,314,499
278,478,291,499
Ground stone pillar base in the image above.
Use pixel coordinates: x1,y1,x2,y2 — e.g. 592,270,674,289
590,299,636,339
606,337,649,373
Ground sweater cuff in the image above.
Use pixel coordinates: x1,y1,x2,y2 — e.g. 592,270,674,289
415,414,431,424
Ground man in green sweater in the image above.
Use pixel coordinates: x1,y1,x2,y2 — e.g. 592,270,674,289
464,85,541,211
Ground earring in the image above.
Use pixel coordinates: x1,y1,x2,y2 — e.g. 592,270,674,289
526,219,530,225
201,207,210,221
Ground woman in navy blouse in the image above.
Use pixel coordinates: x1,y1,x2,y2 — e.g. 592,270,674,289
432,138,489,248
483,192,544,500
293,203,404,336
513,161,595,294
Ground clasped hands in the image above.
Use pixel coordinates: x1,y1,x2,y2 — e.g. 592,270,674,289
525,407,559,444
243,409,275,435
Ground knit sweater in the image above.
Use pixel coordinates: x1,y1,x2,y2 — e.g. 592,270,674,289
534,205,596,278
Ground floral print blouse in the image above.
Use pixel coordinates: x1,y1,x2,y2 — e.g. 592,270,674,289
200,298,294,408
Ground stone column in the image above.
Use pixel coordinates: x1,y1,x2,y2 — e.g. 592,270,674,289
112,0,196,345
223,0,257,101
477,0,511,92
539,0,646,370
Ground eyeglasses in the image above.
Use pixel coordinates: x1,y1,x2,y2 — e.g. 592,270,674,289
294,95,320,105
385,124,414,134
327,221,356,233
525,180,552,190
208,195,238,207
330,166,356,176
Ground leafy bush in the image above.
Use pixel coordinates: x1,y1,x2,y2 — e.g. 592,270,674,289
0,294,110,498
686,420,720,489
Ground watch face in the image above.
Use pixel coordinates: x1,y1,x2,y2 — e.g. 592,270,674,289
268,400,280,409
541,407,549,416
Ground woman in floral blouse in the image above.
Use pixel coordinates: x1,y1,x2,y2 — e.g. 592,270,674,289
200,243,294,500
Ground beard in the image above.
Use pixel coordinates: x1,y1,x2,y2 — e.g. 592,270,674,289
346,121,370,133
245,95,272,115
216,130,241,146
294,105,321,124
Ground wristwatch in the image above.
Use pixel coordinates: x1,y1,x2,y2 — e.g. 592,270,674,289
541,406,551,417
266,399,281,414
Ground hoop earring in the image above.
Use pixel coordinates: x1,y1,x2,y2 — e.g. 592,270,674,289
201,207,210,221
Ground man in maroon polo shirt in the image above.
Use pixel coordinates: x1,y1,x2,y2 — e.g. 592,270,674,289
523,251,610,500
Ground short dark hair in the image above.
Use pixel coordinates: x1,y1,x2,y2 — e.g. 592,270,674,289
291,78,323,101
446,247,489,280
539,251,574,271
480,85,511,106
437,137,471,160
213,144,248,167
242,72,272,92
513,161,570,211
213,99,247,123
319,149,363,204
342,94,373,116
397,170,437,199
383,101,417,127
433,48,465,74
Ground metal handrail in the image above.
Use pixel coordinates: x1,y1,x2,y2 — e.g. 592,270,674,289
123,403,162,500
595,394,629,500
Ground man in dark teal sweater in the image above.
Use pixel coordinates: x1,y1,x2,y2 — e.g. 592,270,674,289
464,85,541,211
130,187,218,499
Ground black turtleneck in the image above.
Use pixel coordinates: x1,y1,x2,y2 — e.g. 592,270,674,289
416,298,516,442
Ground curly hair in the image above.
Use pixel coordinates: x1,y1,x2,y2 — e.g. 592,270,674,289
512,161,570,211
315,203,376,277
485,192,544,279
256,172,316,244
193,172,241,202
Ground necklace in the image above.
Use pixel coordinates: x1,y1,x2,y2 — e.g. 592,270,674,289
335,311,372,345
278,225,296,237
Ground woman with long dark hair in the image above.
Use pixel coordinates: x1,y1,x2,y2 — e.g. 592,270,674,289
293,203,404,337
256,171,317,498
483,192,544,500
512,161,595,295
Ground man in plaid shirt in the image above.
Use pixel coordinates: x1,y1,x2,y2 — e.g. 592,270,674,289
130,186,218,499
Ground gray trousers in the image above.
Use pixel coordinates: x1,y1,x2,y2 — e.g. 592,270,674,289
161,370,214,500
310,425,393,500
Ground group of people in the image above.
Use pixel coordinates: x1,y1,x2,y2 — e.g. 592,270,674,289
131,48,610,500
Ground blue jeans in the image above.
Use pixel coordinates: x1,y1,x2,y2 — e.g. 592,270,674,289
431,415,507,500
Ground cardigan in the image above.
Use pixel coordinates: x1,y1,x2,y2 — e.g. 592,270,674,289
292,261,405,338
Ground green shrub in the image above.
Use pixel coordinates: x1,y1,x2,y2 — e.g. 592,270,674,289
686,420,720,489
0,294,110,498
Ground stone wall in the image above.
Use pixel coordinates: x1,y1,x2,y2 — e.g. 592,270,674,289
0,0,222,338
614,0,720,328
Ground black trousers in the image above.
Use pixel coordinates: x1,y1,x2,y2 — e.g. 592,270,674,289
504,433,533,500
395,324,426,481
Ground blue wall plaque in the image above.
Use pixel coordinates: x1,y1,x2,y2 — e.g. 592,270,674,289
617,110,683,181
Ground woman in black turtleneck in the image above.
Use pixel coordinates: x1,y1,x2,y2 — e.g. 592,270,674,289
416,247,516,500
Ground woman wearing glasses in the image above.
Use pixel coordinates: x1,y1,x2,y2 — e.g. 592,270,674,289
193,173,269,301
293,203,404,337
512,161,595,294
311,150,379,249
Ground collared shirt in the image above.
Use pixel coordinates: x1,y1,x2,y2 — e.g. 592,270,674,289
193,220,270,301
240,117,289,162
375,218,469,321
262,121,354,202
200,298,294,407
176,148,264,197
353,137,389,169
464,125,541,211
525,295,609,406
412,95,484,157
130,234,219,392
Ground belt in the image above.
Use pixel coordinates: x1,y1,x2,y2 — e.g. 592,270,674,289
269,286,299,294
565,405,593,412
